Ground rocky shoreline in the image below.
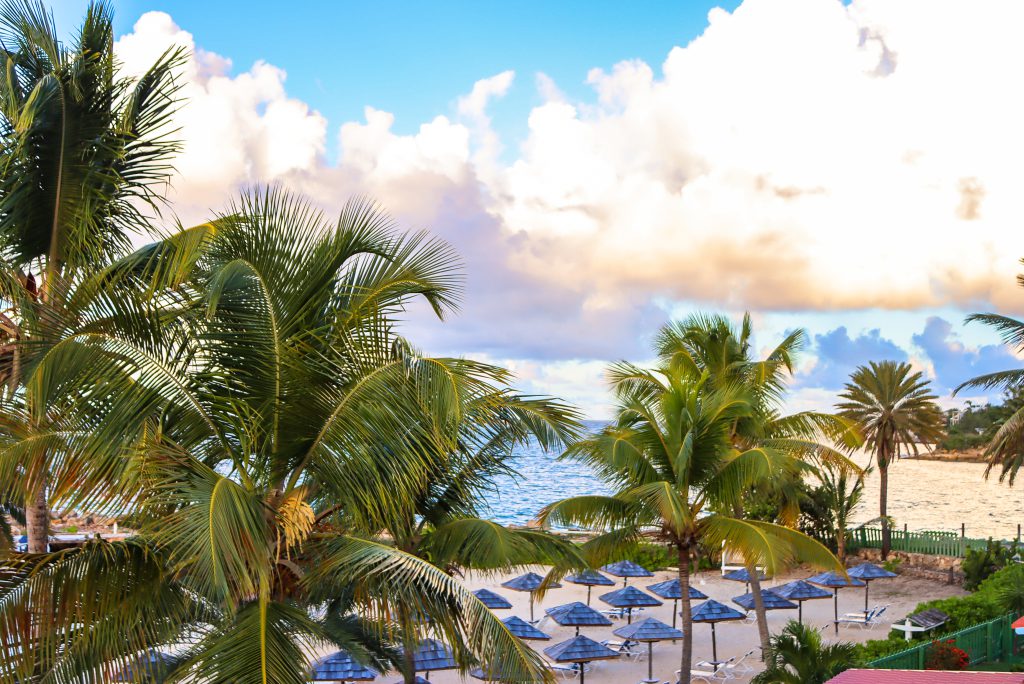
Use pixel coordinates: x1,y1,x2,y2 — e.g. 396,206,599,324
902,447,988,463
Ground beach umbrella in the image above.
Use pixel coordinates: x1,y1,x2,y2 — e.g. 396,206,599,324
309,650,377,682
722,567,768,593
808,571,865,635
847,562,898,614
732,589,798,623
690,599,746,663
501,572,561,622
773,579,832,624
1012,615,1024,636
472,588,513,610
401,639,456,681
613,617,683,683
598,586,662,624
647,579,707,633
545,601,612,635
543,635,619,684
601,560,653,586
112,649,177,682
501,615,551,640
565,569,615,605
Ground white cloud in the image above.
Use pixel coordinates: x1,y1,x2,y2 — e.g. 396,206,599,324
112,1,1024,414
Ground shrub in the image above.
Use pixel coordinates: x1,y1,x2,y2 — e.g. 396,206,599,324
962,539,1020,590
64,525,78,534
853,564,1023,665
924,640,969,670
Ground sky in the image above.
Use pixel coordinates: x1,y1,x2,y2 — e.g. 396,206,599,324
52,0,1024,417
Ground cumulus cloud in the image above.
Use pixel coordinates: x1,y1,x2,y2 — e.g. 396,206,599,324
799,326,908,390
111,2,1024,413
912,316,1018,393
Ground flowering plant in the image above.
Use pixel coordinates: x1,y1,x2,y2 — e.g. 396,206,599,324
924,639,970,670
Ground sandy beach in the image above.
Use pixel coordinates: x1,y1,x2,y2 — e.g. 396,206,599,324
389,565,966,683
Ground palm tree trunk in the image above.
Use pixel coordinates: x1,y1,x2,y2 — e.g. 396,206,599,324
678,545,693,684
745,561,771,660
837,524,847,563
732,502,770,659
879,464,889,560
26,478,48,553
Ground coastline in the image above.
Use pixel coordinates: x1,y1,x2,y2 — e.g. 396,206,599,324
901,448,988,464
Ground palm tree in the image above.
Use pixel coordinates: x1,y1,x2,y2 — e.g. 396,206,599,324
956,311,1024,485
838,361,945,559
655,313,859,655
0,0,184,551
801,463,866,562
751,620,855,684
0,189,560,684
538,361,840,684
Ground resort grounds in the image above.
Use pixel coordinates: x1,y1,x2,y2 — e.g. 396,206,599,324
337,564,967,683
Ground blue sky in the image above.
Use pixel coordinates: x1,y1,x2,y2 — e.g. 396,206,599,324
54,0,1024,416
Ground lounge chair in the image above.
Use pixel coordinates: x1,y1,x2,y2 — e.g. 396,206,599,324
601,639,641,659
836,605,887,629
679,658,732,682
723,649,756,675
548,662,591,679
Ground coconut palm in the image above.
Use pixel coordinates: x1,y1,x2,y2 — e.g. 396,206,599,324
0,0,184,551
655,313,859,655
956,311,1024,485
0,189,558,684
838,361,945,559
538,361,840,684
751,620,855,684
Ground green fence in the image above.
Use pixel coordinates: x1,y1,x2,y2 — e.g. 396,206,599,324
869,614,1015,669
852,527,1001,558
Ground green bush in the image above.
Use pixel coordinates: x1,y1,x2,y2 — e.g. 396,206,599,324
853,564,1024,665
962,539,1020,590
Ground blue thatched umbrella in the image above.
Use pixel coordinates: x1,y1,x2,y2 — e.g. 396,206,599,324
732,589,798,627
309,650,378,682
400,639,456,681
691,599,746,663
501,572,561,622
773,579,832,624
647,579,707,633
544,635,619,684
545,601,612,635
847,562,898,614
598,586,662,624
565,569,615,605
613,617,683,683
808,571,865,635
501,615,551,640
601,560,653,586
112,650,177,682
472,588,513,610
722,567,768,593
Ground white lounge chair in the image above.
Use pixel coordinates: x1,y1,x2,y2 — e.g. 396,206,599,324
723,649,756,675
836,605,888,630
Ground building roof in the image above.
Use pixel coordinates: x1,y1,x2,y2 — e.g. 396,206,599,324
827,670,1024,683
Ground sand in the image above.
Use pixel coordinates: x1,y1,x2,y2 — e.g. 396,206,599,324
401,565,967,684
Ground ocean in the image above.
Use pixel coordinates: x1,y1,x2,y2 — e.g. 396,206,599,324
486,424,1024,540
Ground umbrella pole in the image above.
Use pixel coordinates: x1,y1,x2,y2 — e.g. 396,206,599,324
648,641,654,682
834,590,839,636
530,595,535,623
864,582,870,614
627,608,633,625
798,601,803,625
711,623,718,662
580,664,585,684
587,585,592,606
672,599,678,641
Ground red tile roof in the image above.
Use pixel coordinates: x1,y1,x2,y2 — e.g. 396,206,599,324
828,671,1024,684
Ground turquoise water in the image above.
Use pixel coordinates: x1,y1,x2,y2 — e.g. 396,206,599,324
484,421,610,526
